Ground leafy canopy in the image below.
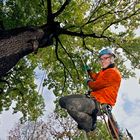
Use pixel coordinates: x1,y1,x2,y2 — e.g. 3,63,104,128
0,0,140,120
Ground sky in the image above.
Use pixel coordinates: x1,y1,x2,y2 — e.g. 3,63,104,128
113,69,140,140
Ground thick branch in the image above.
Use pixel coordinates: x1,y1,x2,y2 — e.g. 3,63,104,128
60,28,109,39
47,0,53,21
0,20,64,77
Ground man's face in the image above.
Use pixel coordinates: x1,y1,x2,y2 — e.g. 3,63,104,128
99,54,112,68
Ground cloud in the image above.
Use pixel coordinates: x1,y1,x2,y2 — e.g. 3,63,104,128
113,74,140,140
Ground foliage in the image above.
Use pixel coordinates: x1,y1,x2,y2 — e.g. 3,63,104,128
0,58,45,121
0,0,140,121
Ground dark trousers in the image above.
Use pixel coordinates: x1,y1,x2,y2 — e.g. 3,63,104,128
59,94,98,132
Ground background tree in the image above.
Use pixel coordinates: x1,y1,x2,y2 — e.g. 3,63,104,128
8,111,131,140
0,0,140,121
8,112,81,140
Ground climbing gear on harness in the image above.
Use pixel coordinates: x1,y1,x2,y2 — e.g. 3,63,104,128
85,92,90,98
99,104,123,140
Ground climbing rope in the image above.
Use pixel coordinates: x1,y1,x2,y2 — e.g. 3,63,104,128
37,70,47,95
99,104,122,140
99,107,114,140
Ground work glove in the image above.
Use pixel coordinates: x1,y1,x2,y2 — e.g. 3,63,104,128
82,65,91,72
85,78,92,85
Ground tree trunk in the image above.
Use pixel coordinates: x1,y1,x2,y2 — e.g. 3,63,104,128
0,21,62,77
0,27,45,77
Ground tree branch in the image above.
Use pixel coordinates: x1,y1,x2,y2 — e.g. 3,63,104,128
82,37,93,54
83,1,138,29
56,37,80,80
101,8,140,35
86,0,105,24
84,10,112,27
61,67,66,93
60,28,109,39
117,42,140,68
53,0,71,18
55,38,73,80
47,0,53,21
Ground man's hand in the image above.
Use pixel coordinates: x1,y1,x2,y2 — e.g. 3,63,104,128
82,65,91,72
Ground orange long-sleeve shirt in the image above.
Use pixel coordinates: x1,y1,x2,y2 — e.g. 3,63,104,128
87,66,121,106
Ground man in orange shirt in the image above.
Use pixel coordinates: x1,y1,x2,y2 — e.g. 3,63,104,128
59,48,121,132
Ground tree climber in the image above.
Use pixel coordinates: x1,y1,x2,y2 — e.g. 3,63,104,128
59,48,122,133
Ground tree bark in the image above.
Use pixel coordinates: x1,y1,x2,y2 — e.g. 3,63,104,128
0,27,45,77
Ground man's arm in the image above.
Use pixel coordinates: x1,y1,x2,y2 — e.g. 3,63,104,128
87,69,121,91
